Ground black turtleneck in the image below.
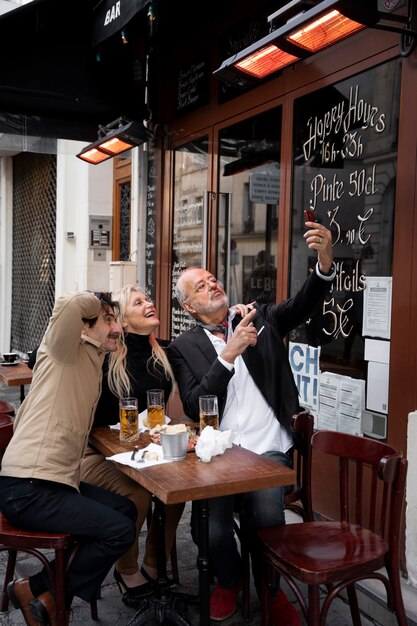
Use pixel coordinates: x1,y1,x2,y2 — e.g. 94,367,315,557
93,333,172,426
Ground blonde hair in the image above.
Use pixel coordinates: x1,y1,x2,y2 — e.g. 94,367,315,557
107,284,176,399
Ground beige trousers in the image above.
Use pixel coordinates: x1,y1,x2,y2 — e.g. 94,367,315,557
80,445,185,575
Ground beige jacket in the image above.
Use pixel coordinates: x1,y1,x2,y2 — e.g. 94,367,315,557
0,292,107,490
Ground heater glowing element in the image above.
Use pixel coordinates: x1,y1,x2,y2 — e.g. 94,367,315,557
286,10,366,53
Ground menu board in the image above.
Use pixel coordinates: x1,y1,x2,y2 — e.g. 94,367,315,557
175,57,210,116
289,60,401,369
170,260,195,338
145,145,157,300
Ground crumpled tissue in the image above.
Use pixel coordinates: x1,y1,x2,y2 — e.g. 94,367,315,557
195,426,234,463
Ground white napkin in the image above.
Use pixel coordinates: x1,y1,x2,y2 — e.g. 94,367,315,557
106,443,171,468
195,426,234,463
109,409,171,432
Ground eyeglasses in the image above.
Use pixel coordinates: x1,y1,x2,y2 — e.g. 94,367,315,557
191,276,219,294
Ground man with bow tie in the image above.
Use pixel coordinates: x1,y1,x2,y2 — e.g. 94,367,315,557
167,220,335,625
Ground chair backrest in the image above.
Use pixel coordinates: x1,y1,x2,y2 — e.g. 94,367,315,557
0,414,14,466
0,400,15,418
285,410,314,521
311,430,407,543
0,414,13,451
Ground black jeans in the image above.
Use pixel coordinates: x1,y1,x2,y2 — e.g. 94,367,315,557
0,476,136,603
191,449,293,597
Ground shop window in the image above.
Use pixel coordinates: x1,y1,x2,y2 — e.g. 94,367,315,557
217,107,281,305
288,59,401,432
170,137,209,339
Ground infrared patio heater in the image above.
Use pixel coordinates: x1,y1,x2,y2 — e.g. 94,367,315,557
213,0,417,88
76,117,151,164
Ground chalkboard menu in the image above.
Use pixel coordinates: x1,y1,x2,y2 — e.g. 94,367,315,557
175,57,210,116
145,145,157,301
289,60,401,372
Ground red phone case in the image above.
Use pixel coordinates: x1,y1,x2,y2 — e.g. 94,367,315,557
304,210,316,222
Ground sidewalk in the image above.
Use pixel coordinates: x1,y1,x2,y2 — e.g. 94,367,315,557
1,382,416,625
0,504,379,626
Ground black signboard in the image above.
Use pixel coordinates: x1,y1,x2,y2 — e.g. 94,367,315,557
175,57,210,116
145,145,157,300
289,60,401,370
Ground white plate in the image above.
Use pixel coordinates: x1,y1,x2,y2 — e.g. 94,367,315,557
107,443,171,468
0,360,20,366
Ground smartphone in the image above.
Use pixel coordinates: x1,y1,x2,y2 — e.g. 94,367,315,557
304,209,316,222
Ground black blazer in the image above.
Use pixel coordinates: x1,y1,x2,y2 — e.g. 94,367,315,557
167,270,332,435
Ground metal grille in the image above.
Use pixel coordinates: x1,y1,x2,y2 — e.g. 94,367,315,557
11,153,56,353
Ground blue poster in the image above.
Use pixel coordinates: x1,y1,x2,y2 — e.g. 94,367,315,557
289,342,320,409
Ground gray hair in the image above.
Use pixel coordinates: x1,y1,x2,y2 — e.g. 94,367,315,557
174,267,198,306
174,279,187,306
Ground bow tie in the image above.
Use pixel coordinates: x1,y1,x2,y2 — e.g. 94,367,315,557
195,320,228,337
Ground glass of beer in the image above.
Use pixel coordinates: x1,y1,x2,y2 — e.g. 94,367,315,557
199,395,219,431
119,397,139,442
146,389,166,429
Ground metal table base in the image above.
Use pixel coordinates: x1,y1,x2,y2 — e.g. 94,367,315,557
126,498,199,626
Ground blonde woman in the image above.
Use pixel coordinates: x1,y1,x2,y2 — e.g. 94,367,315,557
80,285,184,608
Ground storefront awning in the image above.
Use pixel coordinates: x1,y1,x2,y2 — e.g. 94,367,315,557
0,0,149,143
92,0,149,47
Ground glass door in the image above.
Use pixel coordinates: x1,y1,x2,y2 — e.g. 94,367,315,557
170,136,209,338
217,107,282,305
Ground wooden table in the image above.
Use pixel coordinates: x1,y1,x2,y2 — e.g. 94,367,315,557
89,426,296,626
0,361,32,403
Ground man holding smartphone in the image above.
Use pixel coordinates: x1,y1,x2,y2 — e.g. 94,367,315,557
168,220,335,624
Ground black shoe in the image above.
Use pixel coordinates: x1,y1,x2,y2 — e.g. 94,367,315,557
140,565,177,588
113,569,153,606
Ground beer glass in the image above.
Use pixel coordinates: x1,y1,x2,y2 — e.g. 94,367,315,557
119,397,139,442
146,389,166,429
199,395,219,431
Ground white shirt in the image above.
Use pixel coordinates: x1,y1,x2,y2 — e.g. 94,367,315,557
203,309,293,455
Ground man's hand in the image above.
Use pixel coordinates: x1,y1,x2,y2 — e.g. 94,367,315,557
303,222,334,273
221,308,258,364
230,302,255,317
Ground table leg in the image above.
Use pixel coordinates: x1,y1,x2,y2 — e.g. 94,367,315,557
197,499,210,626
155,497,168,588
126,498,192,626
20,385,25,403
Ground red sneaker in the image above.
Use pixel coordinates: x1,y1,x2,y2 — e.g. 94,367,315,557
210,582,241,621
270,590,301,626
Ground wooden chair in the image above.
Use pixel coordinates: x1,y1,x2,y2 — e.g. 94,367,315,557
236,409,315,618
258,430,408,626
0,400,15,418
0,414,98,625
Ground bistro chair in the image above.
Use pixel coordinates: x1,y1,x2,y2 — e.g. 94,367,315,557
258,430,408,626
0,400,15,418
236,409,315,618
0,414,99,624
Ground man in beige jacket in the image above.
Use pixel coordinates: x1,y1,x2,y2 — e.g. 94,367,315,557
0,291,136,626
